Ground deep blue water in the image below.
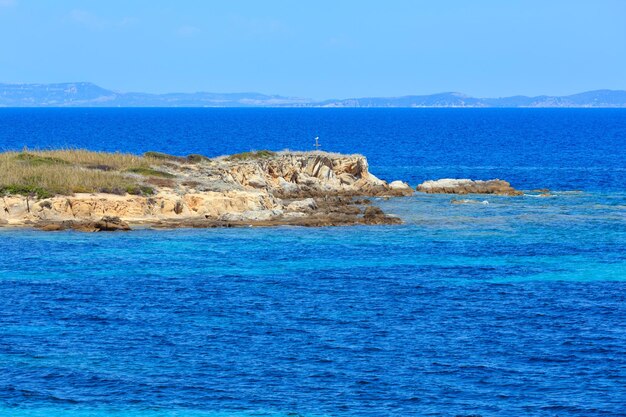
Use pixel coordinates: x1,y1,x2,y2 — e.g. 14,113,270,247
0,109,625,416
1,108,625,191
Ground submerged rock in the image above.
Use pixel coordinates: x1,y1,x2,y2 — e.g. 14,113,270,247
35,216,131,232
416,179,522,196
450,198,489,205
93,216,131,231
362,206,402,225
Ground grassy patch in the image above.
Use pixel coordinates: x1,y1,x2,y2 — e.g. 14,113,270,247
146,177,176,188
0,149,243,198
226,150,276,161
127,167,175,178
143,151,185,162
181,180,201,188
186,154,210,163
0,149,171,198
0,163,139,197
0,184,54,199
11,149,164,169
96,185,155,196
86,164,114,171
15,152,70,166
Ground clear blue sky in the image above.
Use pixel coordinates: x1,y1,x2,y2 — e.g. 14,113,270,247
1,0,624,99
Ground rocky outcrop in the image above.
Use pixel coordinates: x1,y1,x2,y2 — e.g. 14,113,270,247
35,216,130,232
222,152,413,197
389,180,412,194
362,206,402,225
416,179,522,196
2,151,409,230
130,195,401,229
286,198,318,212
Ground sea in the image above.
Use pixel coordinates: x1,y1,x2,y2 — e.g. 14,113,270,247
0,108,625,417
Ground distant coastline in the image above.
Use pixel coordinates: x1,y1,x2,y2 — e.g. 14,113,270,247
1,82,626,108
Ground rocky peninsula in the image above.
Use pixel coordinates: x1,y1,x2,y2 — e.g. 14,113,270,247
0,149,530,231
0,150,413,231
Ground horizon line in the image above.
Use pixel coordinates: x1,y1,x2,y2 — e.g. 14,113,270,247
1,81,626,100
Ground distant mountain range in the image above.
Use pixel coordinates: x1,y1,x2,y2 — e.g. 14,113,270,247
1,82,626,108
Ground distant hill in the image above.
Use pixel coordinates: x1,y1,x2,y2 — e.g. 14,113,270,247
0,82,311,107
1,82,625,108
320,90,626,108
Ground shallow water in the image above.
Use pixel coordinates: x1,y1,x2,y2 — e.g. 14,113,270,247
1,109,625,416
1,192,625,416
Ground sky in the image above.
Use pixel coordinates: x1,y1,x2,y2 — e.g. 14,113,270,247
0,0,625,99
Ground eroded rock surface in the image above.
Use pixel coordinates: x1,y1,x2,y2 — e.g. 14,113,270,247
2,151,408,230
35,216,130,232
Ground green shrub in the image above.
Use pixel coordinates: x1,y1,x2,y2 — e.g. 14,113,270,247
0,184,53,199
226,150,276,161
15,152,69,166
1,150,172,198
143,151,184,162
125,185,155,196
127,167,175,178
187,154,209,163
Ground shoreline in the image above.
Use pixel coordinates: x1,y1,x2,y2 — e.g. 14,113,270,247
1,150,412,231
1,149,530,232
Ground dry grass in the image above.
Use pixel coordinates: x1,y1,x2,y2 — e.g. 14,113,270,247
225,150,277,161
0,149,169,198
21,149,162,170
0,148,340,198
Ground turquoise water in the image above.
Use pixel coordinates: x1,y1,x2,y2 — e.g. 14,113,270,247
1,109,626,416
1,193,625,416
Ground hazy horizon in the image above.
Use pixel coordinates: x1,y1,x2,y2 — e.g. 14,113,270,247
2,81,625,100
4,81,615,98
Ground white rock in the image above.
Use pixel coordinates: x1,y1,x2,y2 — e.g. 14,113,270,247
220,209,283,222
389,180,411,190
419,179,474,191
286,198,318,212
367,173,387,186
278,177,300,193
317,165,334,180
295,173,320,186
247,175,267,189
283,211,307,218
338,173,356,185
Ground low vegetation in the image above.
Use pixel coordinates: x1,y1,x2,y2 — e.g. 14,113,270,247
0,148,284,199
0,149,181,198
143,151,185,162
143,151,209,164
186,154,210,163
126,167,176,178
20,149,155,169
226,150,276,161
